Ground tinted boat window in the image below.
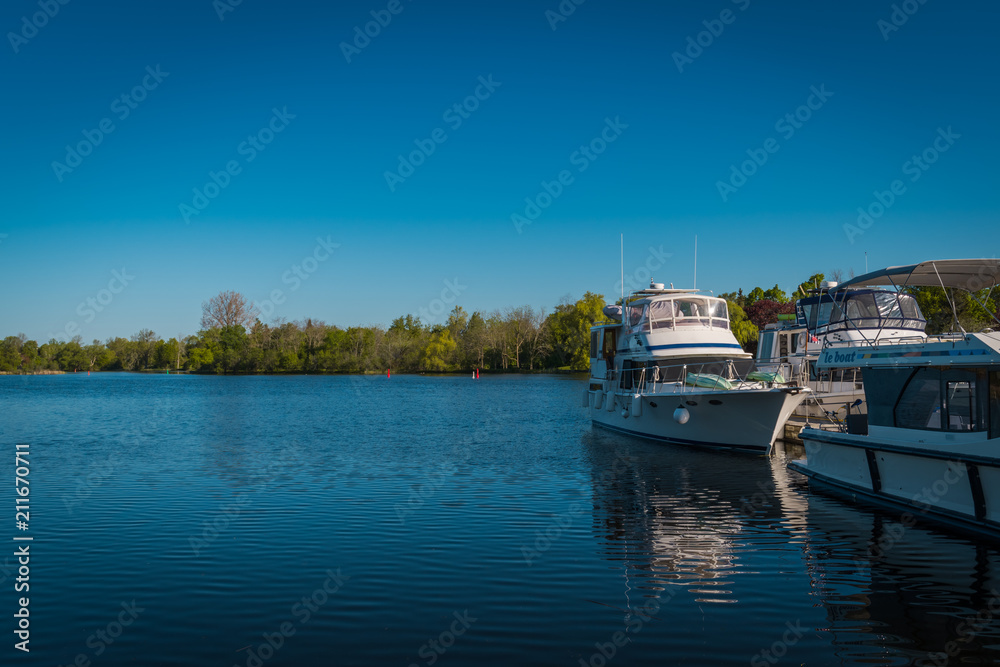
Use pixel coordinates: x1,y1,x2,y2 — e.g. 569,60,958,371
895,368,942,429
757,331,775,362
946,381,975,431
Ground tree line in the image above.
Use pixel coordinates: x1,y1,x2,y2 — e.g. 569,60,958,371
2,279,996,375
0,291,607,375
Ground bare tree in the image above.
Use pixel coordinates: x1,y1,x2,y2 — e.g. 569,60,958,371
201,290,258,330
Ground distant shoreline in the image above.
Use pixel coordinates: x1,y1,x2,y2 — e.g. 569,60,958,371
0,369,586,377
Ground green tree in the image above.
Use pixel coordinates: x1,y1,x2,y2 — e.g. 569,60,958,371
0,336,21,372
544,292,608,371
906,286,999,334
187,347,215,371
56,339,87,371
794,273,825,297
420,329,457,371
744,287,766,309
727,301,758,352
762,284,789,304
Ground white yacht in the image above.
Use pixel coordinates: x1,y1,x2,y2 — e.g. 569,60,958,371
584,282,809,453
790,259,1000,537
755,284,927,426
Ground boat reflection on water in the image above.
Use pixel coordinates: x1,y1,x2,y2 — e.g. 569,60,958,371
580,431,1000,664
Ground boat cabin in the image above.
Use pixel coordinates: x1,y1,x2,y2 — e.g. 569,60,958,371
591,288,752,388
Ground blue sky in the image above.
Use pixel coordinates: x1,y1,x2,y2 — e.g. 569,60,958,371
2,0,997,342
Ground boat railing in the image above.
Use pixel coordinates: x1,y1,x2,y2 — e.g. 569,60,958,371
763,358,855,392
603,359,796,395
823,333,959,350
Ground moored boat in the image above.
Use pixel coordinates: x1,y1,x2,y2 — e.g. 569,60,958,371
585,282,809,452
756,282,928,433
790,259,1000,538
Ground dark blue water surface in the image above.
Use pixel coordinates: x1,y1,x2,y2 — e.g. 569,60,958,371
3,373,1000,666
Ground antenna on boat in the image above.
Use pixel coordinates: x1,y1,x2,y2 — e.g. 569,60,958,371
693,236,698,289
865,251,868,274
620,234,624,306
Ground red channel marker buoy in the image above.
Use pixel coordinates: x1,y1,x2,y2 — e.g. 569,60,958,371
387,368,391,379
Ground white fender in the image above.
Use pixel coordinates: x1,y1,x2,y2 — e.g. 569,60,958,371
594,391,604,410
673,406,691,424
631,394,643,417
605,392,616,412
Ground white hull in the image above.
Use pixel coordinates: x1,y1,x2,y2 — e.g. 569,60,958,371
589,386,806,452
792,429,1000,537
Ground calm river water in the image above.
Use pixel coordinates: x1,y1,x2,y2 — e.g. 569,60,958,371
3,373,1000,666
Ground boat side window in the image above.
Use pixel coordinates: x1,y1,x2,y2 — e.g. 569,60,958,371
898,293,926,330
991,372,1000,440
894,368,942,430
945,381,975,431
893,368,988,431
846,293,880,329
757,331,775,362
708,300,729,329
626,305,642,329
636,305,651,333
603,329,617,361
620,360,634,390
816,302,835,331
590,331,599,360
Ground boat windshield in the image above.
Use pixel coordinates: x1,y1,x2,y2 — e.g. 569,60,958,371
796,290,925,334
644,297,729,331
